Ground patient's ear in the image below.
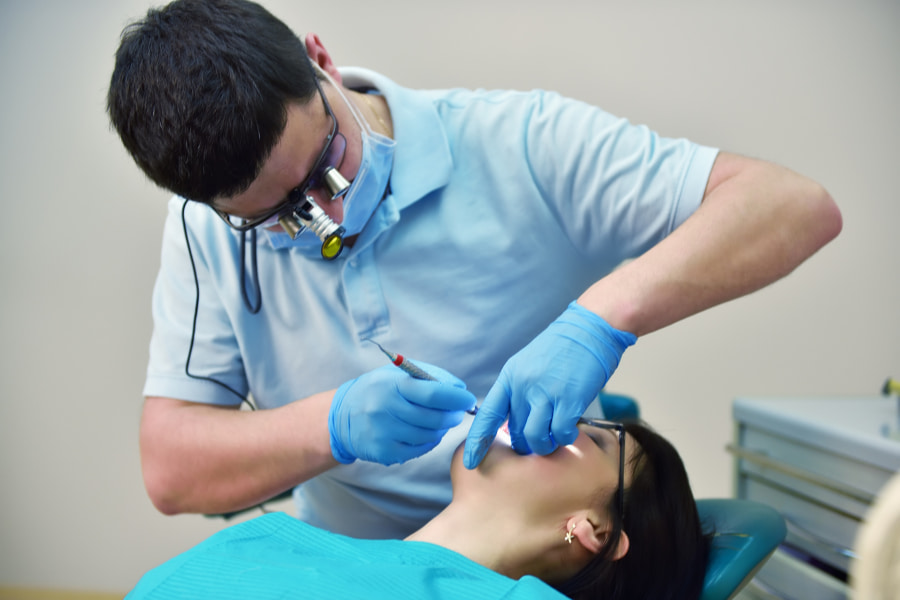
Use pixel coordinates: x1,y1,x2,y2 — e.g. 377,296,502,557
608,530,629,561
567,517,602,553
568,517,630,560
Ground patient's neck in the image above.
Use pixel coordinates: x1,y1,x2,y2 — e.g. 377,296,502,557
405,499,565,581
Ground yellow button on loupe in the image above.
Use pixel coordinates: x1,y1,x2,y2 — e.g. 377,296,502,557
321,235,343,260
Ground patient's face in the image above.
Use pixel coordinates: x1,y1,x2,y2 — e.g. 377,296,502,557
451,425,636,514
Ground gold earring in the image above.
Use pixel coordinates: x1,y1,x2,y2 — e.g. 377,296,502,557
565,524,576,544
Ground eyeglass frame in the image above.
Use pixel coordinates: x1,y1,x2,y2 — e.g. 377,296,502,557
212,60,343,232
576,417,626,525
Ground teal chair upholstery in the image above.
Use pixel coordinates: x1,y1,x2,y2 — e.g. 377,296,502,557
698,498,787,600
597,391,641,420
599,392,787,600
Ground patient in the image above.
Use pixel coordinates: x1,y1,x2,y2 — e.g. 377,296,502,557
127,420,709,600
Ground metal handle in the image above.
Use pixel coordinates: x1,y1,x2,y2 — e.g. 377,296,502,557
744,578,794,600
727,444,875,504
781,512,858,560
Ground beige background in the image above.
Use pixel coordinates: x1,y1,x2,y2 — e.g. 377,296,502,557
1,0,897,594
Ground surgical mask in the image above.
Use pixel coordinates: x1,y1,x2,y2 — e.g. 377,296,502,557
267,74,395,254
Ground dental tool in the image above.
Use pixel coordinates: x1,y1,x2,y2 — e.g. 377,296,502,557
371,340,478,416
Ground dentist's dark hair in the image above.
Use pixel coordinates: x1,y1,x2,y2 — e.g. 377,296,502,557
107,0,318,203
555,420,712,600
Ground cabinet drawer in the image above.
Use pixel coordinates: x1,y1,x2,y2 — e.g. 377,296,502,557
736,547,849,600
742,476,858,573
738,424,888,504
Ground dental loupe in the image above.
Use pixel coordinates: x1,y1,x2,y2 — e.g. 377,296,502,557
279,166,351,260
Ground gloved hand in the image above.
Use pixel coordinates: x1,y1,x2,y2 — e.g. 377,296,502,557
329,360,477,465
463,301,636,469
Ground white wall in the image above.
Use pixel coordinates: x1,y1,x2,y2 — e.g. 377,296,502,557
1,0,897,593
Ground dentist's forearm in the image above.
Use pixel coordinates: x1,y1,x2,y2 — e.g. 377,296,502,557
139,391,339,515
579,152,842,336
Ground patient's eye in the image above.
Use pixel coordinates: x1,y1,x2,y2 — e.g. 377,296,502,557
583,427,613,453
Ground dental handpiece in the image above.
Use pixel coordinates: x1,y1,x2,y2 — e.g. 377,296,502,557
371,341,478,416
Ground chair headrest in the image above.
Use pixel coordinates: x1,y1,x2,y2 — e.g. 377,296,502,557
697,498,787,600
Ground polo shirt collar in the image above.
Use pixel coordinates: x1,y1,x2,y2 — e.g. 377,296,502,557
339,67,452,211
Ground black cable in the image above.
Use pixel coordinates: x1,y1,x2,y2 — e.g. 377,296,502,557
239,228,262,314
156,201,286,521
180,199,256,410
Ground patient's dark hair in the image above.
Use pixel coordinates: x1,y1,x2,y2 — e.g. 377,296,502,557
107,0,318,203
555,420,711,600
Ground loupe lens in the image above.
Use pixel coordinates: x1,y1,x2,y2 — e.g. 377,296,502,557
323,167,351,200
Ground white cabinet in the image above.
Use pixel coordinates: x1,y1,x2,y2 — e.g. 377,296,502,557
730,396,900,599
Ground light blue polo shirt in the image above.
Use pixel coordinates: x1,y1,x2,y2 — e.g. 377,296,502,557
144,67,718,539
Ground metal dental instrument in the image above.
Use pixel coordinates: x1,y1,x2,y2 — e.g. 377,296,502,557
371,341,478,416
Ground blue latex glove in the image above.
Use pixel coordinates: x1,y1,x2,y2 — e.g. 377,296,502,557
463,301,637,468
329,360,477,465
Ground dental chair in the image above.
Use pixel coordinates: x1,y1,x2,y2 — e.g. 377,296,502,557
697,498,786,600
598,393,787,600
210,392,786,600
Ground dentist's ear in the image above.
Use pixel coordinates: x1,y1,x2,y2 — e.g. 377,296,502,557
304,33,342,84
568,517,630,561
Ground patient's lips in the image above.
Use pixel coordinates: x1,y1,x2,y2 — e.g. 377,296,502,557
497,422,512,447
